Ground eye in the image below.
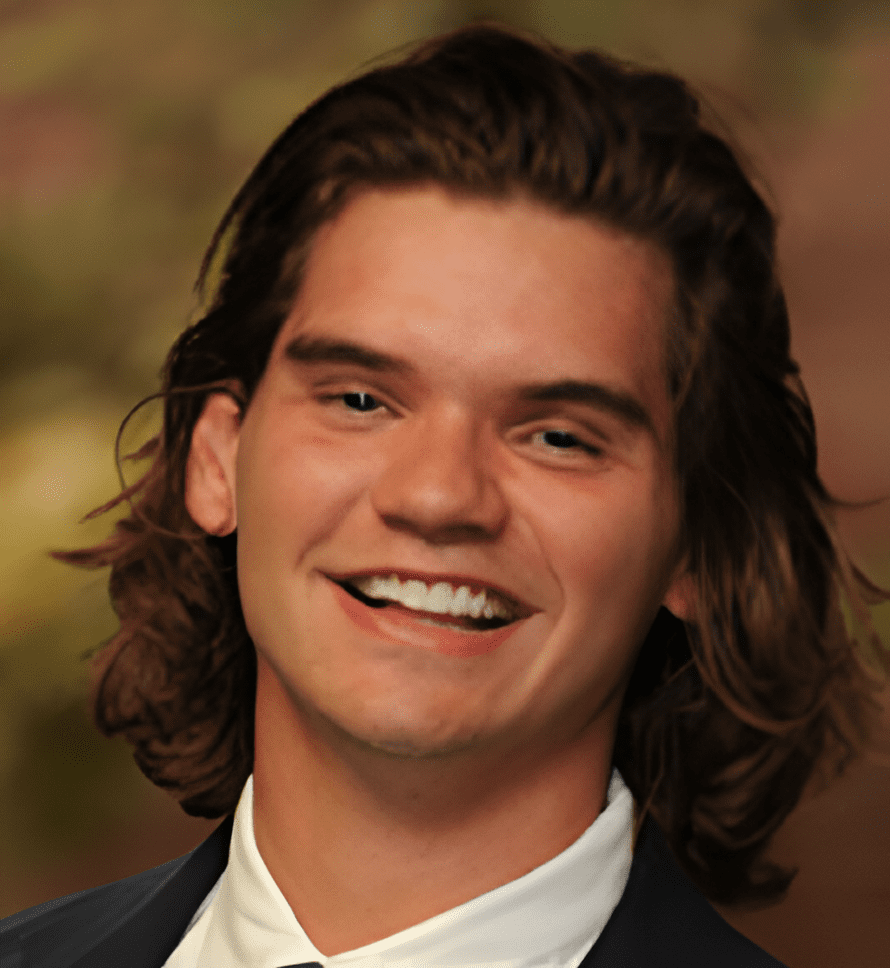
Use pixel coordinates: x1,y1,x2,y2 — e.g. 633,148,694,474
341,391,381,412
533,428,603,458
541,429,579,449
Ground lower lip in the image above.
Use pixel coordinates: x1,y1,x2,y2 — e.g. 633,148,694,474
329,579,523,657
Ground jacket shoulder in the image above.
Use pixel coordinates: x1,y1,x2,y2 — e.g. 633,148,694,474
581,819,787,968
0,855,187,967
0,817,232,968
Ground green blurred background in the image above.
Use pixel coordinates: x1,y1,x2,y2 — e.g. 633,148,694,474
2,1,889,964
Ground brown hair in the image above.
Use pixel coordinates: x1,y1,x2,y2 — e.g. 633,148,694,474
59,23,887,904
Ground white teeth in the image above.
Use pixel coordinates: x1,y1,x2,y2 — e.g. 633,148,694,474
402,580,428,611
349,574,515,621
427,582,453,613
468,591,485,619
450,585,471,616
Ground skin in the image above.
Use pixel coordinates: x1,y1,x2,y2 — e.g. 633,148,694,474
186,186,692,954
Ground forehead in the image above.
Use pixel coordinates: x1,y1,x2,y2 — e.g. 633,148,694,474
278,186,677,440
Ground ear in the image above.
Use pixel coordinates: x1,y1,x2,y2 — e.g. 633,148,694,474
662,566,696,623
185,392,242,536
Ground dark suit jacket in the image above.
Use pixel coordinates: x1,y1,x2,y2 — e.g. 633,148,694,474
1,816,785,968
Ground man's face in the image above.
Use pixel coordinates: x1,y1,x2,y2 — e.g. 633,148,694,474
194,186,689,765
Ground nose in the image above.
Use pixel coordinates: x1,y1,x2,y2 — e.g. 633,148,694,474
370,408,509,544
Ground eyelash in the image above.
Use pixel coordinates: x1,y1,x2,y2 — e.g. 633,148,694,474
322,391,604,458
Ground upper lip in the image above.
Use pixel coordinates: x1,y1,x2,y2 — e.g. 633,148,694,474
326,567,539,619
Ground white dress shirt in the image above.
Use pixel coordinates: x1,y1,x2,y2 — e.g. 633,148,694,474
164,770,633,968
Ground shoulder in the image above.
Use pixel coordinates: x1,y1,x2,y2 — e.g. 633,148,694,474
0,817,232,968
581,818,787,968
0,855,190,967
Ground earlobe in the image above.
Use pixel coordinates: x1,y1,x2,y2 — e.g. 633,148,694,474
185,392,242,536
662,569,696,623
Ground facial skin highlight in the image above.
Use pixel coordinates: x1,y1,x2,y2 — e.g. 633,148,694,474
188,185,691,772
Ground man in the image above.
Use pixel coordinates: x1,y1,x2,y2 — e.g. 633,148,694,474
1,22,883,968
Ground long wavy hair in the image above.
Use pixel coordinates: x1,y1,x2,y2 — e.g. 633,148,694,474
58,23,887,904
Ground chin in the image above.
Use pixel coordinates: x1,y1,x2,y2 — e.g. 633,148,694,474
322,703,487,761
363,734,476,760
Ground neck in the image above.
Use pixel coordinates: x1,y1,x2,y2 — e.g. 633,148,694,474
250,658,616,956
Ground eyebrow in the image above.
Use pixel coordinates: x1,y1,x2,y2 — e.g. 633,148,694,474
283,334,656,436
515,381,656,437
283,334,416,375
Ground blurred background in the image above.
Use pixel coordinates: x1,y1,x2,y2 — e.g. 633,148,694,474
1,1,888,964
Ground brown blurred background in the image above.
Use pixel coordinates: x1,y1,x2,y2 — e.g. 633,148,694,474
1,2,888,965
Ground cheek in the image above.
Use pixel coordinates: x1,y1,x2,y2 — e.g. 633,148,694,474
540,478,679,624
234,409,382,575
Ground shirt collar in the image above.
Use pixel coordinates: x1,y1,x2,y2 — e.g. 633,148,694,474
174,770,633,968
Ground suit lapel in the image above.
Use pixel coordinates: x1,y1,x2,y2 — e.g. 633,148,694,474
577,816,668,967
577,817,784,968
70,815,233,968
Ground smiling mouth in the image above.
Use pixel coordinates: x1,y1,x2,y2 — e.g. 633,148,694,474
334,579,520,632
